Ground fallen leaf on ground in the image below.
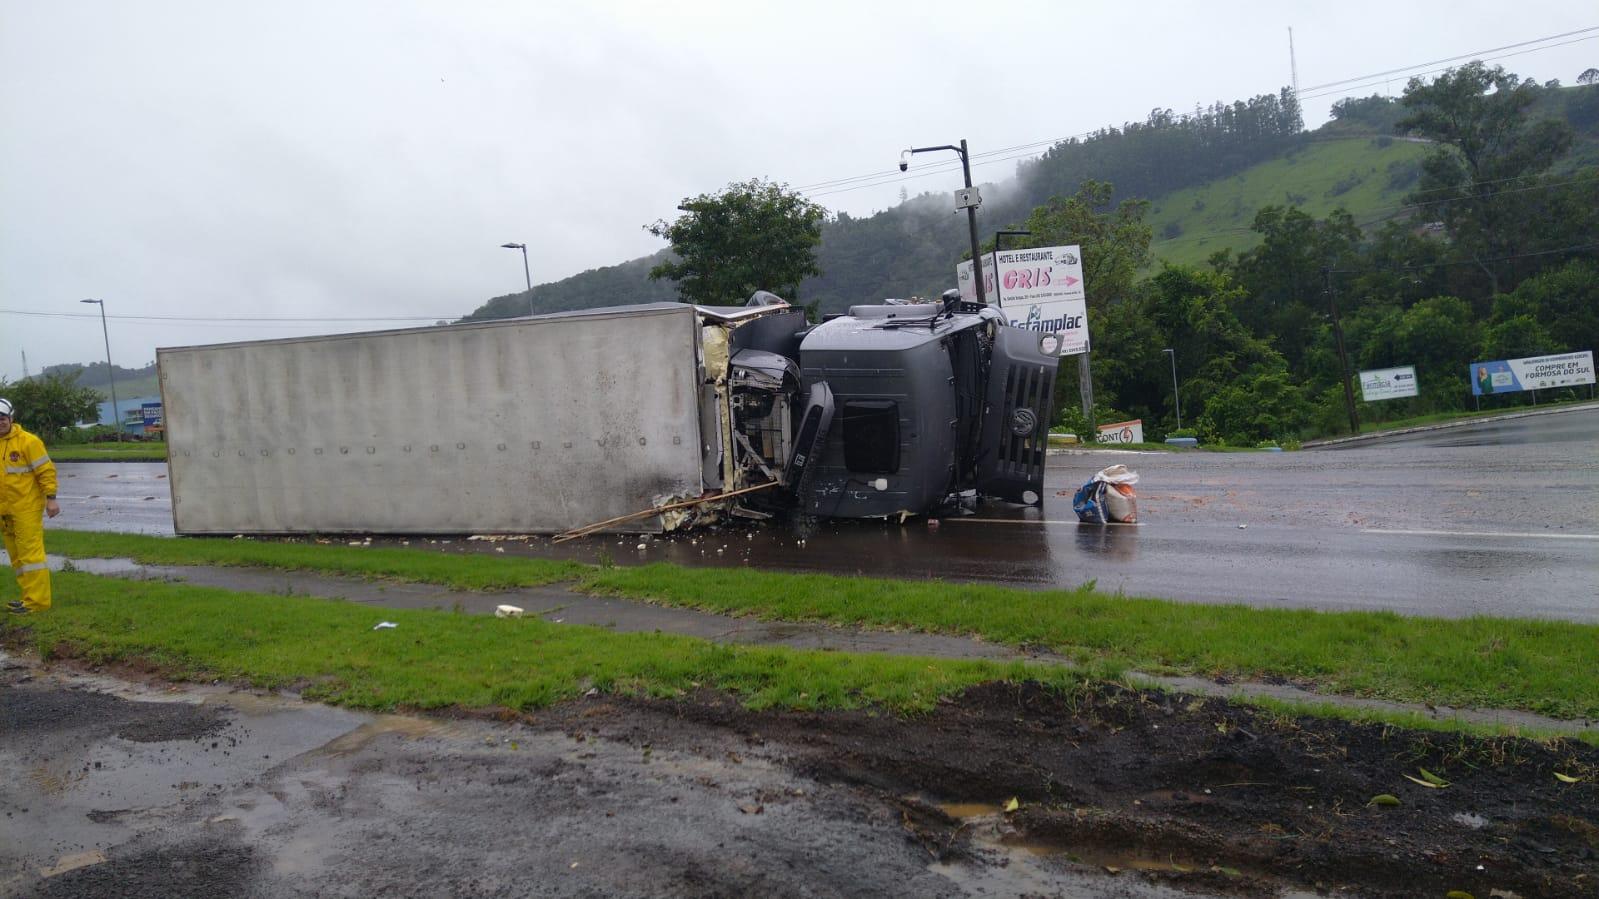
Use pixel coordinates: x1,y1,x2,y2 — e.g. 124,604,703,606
1402,774,1446,789
1003,797,1020,813
1419,767,1450,786
1368,794,1401,807
1554,772,1582,784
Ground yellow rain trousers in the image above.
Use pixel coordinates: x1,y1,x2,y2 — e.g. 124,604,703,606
1,424,55,612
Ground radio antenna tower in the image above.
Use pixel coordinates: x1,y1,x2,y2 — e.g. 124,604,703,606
1288,27,1301,104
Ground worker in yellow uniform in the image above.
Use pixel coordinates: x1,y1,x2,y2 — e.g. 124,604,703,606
1,397,60,615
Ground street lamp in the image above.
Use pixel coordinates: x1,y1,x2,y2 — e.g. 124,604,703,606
500,242,532,317
80,299,121,440
1162,348,1182,431
901,140,986,305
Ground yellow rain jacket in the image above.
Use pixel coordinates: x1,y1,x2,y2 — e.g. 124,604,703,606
1,423,56,611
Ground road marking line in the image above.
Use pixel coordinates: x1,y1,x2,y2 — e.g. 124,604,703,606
946,518,1141,526
1362,528,1599,541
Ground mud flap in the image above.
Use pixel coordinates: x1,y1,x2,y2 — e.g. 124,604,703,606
976,329,1058,505
787,381,834,507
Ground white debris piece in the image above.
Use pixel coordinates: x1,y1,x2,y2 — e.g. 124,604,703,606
495,605,524,618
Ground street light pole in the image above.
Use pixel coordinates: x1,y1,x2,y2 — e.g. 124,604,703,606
80,299,121,440
501,242,532,317
903,140,985,305
1163,348,1182,431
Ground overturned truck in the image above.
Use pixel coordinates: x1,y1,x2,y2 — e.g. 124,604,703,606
157,295,1057,535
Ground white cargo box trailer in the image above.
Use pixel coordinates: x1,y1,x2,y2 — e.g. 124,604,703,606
159,304,721,535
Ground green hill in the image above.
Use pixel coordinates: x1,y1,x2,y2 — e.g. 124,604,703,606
1147,136,1431,268
453,80,1596,321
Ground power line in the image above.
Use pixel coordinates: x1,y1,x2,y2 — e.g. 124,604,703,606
1298,26,1599,93
1297,34,1599,102
795,26,1598,202
1325,240,1599,275
0,309,454,324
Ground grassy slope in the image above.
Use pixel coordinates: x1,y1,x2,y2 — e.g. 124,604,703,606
1147,137,1431,268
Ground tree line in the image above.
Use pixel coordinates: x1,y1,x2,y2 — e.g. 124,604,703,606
643,63,1597,445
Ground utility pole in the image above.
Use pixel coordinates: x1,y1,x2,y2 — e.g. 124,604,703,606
1322,267,1360,434
501,242,533,317
80,298,122,440
903,140,985,305
21,350,29,379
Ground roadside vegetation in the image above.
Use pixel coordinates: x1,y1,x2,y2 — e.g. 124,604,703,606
49,440,168,461
1,571,1081,714
26,530,1599,723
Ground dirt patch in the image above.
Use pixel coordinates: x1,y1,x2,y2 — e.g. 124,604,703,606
23,839,260,899
534,682,1599,898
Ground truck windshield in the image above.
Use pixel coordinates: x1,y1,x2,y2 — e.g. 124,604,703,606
842,400,900,474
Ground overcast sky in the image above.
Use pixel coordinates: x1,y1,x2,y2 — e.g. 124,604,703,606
2,1,1594,383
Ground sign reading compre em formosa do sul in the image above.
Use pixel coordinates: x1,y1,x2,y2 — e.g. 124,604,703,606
1469,351,1595,396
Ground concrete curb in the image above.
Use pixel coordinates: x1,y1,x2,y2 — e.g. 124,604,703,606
1302,400,1599,450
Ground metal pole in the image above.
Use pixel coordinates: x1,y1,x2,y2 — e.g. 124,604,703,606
1164,348,1182,430
958,140,986,307
502,242,532,317
90,300,121,440
906,142,986,306
1322,267,1360,434
519,246,532,316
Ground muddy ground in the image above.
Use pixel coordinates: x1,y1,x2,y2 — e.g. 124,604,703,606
3,652,1594,898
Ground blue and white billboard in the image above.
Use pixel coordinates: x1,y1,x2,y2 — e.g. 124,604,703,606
1470,351,1594,396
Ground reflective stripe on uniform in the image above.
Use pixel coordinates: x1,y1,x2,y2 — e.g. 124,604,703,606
17,561,49,573
5,455,49,474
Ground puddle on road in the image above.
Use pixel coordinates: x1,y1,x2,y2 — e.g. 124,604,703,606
49,555,147,575
928,798,1307,898
312,714,456,757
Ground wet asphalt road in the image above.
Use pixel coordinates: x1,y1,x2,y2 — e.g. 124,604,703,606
45,404,1599,622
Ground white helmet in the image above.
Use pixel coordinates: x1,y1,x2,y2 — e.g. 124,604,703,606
0,398,12,417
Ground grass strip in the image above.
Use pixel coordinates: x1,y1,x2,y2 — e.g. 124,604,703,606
1355,397,1593,435
578,565,1599,721
47,529,584,590
39,530,1599,720
50,443,168,462
0,572,1086,714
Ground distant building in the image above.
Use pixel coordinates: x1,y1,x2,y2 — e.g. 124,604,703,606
92,395,162,436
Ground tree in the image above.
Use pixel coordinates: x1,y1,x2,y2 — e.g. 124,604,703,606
1578,68,1599,86
1215,206,1361,373
1396,62,1574,295
0,372,103,441
1006,180,1152,309
645,178,827,305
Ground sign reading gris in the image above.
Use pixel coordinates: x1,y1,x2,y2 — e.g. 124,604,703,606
1470,351,1595,396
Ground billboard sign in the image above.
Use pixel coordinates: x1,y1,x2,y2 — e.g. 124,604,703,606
141,402,164,426
993,244,1090,355
1096,419,1144,444
955,252,997,305
1469,351,1595,396
1359,366,1418,402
